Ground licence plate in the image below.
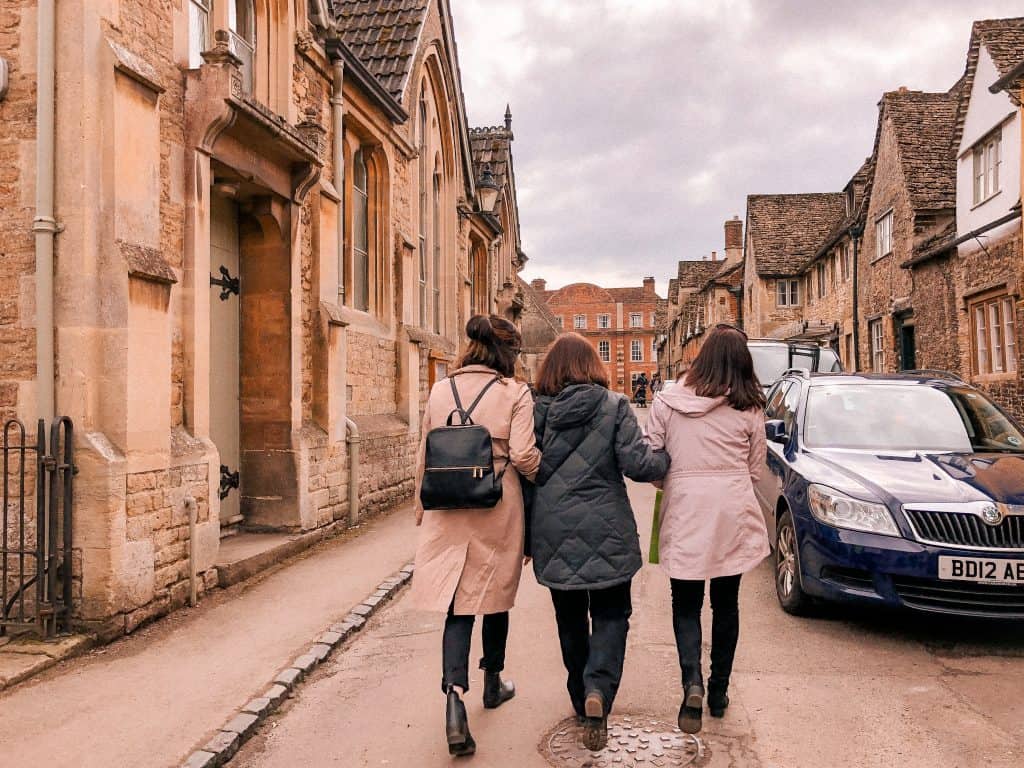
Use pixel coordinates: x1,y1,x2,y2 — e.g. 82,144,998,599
938,556,1024,584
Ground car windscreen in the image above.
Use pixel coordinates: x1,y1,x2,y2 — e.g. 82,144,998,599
749,345,841,387
803,384,1024,452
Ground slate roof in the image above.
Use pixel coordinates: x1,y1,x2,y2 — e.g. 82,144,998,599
881,89,959,211
676,260,722,289
746,193,847,276
334,0,429,100
469,126,513,193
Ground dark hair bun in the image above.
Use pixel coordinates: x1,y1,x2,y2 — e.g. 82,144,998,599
466,315,495,344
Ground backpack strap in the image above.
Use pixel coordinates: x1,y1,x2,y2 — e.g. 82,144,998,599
448,375,501,426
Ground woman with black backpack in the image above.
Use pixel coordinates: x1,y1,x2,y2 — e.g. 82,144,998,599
531,333,669,751
410,315,542,757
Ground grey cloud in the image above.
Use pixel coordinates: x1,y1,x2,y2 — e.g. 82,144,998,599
453,0,1022,293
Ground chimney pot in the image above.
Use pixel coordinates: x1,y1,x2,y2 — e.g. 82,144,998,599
711,251,718,262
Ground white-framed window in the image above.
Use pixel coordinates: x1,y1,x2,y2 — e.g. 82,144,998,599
598,340,610,362
630,339,642,362
555,316,564,329
630,313,642,328
776,279,800,307
870,318,885,372
573,314,586,330
650,312,657,327
875,210,893,260
815,262,827,299
973,131,1001,205
652,337,658,356
971,293,1017,375
229,0,255,94
598,314,610,329
188,0,211,68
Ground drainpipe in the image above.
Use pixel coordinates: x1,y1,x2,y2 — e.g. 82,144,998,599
185,496,198,606
849,223,864,372
330,56,345,302
345,418,360,527
33,0,57,422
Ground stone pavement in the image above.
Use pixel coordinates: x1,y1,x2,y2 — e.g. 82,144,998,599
233,479,1024,768
0,634,92,690
0,505,418,768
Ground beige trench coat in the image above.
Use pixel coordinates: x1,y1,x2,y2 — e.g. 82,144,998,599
410,365,542,615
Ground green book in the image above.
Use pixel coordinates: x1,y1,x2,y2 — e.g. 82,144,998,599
649,489,663,564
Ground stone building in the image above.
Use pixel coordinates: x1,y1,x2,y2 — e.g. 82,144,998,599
0,0,528,638
517,277,560,385
858,87,960,373
531,279,663,396
742,193,847,340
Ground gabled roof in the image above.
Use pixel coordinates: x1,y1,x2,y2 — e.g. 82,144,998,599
676,260,722,289
880,89,959,211
469,125,513,193
518,277,561,350
954,18,1024,142
334,1,429,101
746,193,847,276
666,278,679,306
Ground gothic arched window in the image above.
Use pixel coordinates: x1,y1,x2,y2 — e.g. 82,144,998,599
352,148,370,312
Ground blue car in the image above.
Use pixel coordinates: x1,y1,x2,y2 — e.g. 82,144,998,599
756,370,1024,619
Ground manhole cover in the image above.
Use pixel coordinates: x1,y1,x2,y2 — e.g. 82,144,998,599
541,715,703,767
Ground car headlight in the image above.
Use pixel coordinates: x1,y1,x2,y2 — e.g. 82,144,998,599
807,484,899,536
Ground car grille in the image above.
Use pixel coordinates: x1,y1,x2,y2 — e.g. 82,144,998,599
892,576,1024,617
904,508,1024,550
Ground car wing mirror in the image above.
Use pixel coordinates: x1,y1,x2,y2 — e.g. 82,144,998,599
765,419,788,444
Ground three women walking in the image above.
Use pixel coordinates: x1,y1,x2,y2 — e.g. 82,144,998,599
411,318,768,756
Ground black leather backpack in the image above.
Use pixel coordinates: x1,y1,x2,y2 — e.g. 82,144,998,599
420,376,506,510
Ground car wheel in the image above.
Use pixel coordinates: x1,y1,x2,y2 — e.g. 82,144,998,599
775,509,810,615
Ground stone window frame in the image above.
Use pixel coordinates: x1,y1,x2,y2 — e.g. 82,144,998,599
574,314,587,330
629,312,643,328
630,339,643,362
968,289,1018,380
971,128,1002,207
598,340,611,362
597,313,611,329
776,278,800,307
874,209,894,262
840,242,852,282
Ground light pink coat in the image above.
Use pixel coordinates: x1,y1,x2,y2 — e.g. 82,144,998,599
645,384,769,580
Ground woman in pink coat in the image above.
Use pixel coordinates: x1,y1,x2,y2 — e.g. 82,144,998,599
645,324,768,735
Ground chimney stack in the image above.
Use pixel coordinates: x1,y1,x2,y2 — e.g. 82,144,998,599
643,276,655,293
711,251,718,262
724,215,743,265
531,278,546,292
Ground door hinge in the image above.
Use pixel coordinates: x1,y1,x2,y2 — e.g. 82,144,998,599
218,465,240,500
210,265,240,300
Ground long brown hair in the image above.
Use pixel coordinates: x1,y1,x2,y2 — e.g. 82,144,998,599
457,314,521,377
685,325,765,411
535,333,610,396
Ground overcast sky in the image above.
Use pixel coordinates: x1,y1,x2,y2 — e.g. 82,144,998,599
452,0,1022,295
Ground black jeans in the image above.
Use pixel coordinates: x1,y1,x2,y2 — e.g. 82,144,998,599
441,604,509,693
670,575,742,689
549,580,633,716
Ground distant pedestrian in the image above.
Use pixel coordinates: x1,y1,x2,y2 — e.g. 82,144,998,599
531,333,669,751
633,373,648,408
411,315,542,757
645,323,768,734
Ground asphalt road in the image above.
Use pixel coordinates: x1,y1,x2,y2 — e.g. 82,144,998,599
233,475,1024,767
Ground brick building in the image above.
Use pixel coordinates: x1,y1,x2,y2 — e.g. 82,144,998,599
530,278,664,396
0,0,529,637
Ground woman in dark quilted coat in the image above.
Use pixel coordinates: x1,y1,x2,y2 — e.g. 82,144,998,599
532,333,670,751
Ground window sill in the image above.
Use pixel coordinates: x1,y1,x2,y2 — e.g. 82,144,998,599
969,188,1002,212
870,251,893,264
971,371,1019,384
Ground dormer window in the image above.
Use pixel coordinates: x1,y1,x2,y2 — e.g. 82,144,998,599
973,131,1001,206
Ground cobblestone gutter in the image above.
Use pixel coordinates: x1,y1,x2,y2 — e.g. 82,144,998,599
180,562,415,768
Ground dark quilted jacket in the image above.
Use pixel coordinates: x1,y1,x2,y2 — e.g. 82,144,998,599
531,384,670,590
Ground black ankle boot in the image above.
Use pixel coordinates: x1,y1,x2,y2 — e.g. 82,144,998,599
445,688,476,757
482,671,515,709
678,683,704,734
708,679,729,718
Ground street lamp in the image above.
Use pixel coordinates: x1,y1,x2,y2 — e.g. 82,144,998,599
477,163,500,213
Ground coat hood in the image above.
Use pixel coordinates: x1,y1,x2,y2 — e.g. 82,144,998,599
546,384,608,429
657,383,727,417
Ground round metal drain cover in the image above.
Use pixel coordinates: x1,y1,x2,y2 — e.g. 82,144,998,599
541,715,703,767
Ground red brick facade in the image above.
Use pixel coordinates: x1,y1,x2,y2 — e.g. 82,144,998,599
534,278,663,396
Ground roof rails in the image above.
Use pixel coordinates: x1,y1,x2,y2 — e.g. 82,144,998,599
903,369,965,383
782,367,811,379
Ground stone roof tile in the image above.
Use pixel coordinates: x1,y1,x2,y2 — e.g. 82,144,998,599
746,193,847,276
882,89,959,211
676,260,722,289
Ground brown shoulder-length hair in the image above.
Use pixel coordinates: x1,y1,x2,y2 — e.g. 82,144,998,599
535,333,610,396
685,325,766,411
456,314,521,377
